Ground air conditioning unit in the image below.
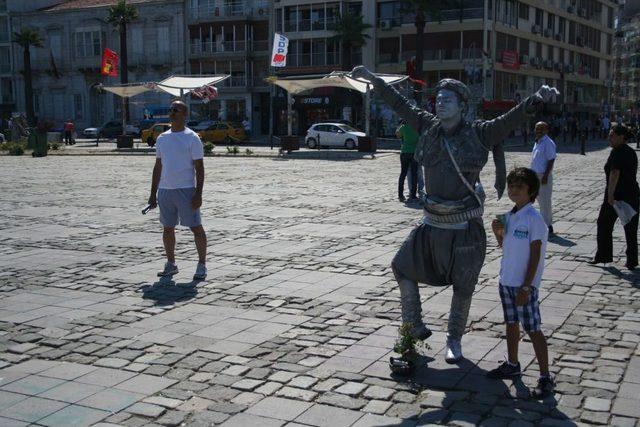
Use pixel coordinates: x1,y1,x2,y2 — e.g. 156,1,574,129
532,24,542,34
379,19,393,30
544,28,552,37
555,33,562,41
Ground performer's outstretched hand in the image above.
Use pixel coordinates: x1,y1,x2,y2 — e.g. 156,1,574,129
351,65,376,82
533,85,560,104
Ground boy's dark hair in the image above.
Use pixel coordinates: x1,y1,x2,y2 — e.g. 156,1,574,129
611,123,631,140
507,167,540,203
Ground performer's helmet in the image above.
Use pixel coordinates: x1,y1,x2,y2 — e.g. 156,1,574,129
435,79,470,103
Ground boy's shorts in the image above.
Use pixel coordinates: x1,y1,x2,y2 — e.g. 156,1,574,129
158,188,201,228
499,284,541,332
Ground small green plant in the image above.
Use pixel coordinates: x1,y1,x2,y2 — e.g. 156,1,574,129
203,142,215,154
245,148,254,155
393,323,427,358
5,142,26,155
226,145,240,155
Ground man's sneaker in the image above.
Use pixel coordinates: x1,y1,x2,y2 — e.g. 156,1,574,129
157,262,178,277
193,262,207,280
445,337,463,363
487,360,522,379
532,376,555,399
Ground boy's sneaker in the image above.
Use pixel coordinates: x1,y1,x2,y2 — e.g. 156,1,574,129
532,376,555,399
157,262,178,277
193,262,207,281
486,360,522,379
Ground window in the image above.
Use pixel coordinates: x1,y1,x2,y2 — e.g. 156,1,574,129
0,0,6,12
0,16,9,43
535,8,543,26
0,46,10,73
74,94,83,120
74,31,101,57
1,77,13,103
131,27,143,55
157,26,170,55
378,38,399,63
518,3,529,20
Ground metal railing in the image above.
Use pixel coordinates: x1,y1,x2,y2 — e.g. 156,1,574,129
190,40,249,55
252,40,268,51
283,17,339,32
189,1,270,20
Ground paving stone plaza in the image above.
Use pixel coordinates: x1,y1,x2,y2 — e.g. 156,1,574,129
0,145,638,427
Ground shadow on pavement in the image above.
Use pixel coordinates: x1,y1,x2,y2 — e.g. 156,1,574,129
138,276,200,305
390,354,574,425
600,265,640,285
548,234,576,247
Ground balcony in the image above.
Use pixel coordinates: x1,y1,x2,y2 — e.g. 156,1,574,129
189,1,270,21
283,17,339,32
286,53,339,68
252,40,268,52
190,39,265,57
0,31,8,43
0,62,9,73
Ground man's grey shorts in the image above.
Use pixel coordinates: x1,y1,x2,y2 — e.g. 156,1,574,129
158,188,201,228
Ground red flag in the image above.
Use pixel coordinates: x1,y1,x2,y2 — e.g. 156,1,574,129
406,59,425,86
101,48,119,77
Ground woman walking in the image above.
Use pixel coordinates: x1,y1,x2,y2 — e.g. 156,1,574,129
589,124,640,270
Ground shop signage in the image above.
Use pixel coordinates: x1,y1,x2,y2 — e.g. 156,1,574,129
501,50,520,70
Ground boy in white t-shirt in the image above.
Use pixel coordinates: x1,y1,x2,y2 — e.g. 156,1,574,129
489,167,554,399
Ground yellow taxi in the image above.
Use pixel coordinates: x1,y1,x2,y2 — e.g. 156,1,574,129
197,122,247,143
142,123,171,147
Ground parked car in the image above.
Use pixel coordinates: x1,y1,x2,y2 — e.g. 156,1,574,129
83,121,139,138
305,123,365,149
198,122,246,143
141,123,171,147
190,120,216,131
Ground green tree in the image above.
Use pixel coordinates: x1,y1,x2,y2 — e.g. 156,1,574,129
12,27,43,126
402,0,456,103
330,10,372,71
106,0,139,123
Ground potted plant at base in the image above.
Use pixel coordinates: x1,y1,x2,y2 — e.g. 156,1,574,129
389,323,427,375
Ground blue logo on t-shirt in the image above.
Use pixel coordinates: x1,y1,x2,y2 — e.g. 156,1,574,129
513,227,529,239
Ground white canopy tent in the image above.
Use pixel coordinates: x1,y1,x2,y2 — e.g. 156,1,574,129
100,75,230,138
268,72,408,136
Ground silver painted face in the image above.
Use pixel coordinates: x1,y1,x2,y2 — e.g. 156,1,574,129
435,89,462,122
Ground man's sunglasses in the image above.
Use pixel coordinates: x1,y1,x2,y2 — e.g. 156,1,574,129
169,107,185,113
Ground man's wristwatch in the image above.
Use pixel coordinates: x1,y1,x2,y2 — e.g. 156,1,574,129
520,285,533,292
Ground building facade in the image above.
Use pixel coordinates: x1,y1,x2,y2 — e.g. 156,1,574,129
0,0,14,117
186,0,271,134
9,0,186,130
272,0,616,134
612,0,640,115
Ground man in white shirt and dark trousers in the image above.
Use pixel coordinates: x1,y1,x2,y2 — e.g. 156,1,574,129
531,122,556,236
148,100,207,280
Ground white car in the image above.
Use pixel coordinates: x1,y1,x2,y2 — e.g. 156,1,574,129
305,123,365,149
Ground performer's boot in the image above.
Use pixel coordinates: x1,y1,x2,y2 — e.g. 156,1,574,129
445,285,474,363
398,278,432,340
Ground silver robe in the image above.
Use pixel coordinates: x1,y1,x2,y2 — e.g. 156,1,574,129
372,79,538,288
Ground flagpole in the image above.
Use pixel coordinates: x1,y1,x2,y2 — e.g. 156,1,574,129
269,65,274,149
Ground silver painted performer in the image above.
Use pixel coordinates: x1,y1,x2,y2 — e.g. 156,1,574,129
351,66,559,363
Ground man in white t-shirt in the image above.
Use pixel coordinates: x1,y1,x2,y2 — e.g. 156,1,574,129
530,122,556,236
148,100,207,280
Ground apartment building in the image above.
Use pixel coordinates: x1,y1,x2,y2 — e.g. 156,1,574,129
0,0,13,117
612,1,640,114
9,0,186,130
273,0,616,134
187,0,271,134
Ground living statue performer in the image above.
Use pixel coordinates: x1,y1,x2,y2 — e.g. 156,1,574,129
351,65,559,363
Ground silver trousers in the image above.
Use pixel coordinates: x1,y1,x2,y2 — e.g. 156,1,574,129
536,173,553,226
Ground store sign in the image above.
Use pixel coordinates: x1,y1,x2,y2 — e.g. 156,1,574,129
271,33,289,67
501,50,520,70
300,97,329,105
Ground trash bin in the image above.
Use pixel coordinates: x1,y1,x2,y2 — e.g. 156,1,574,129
117,135,134,148
28,130,48,157
281,136,299,152
358,136,377,153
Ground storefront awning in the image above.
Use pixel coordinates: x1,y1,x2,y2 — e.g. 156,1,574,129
268,72,408,95
101,83,154,98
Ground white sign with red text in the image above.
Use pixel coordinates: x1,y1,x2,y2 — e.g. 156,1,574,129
271,33,289,67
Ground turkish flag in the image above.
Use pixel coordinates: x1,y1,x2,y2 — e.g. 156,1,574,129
101,48,119,77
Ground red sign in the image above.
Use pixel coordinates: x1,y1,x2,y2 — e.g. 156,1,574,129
501,50,520,70
101,48,119,77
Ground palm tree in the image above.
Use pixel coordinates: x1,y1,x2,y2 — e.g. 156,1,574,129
12,27,43,126
330,10,372,71
402,0,455,103
106,0,138,122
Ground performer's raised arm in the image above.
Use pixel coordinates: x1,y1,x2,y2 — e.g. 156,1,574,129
477,85,559,149
351,66,435,135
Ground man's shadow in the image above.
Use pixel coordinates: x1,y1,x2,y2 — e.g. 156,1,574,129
548,234,576,247
391,354,575,425
600,265,640,286
137,276,200,306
